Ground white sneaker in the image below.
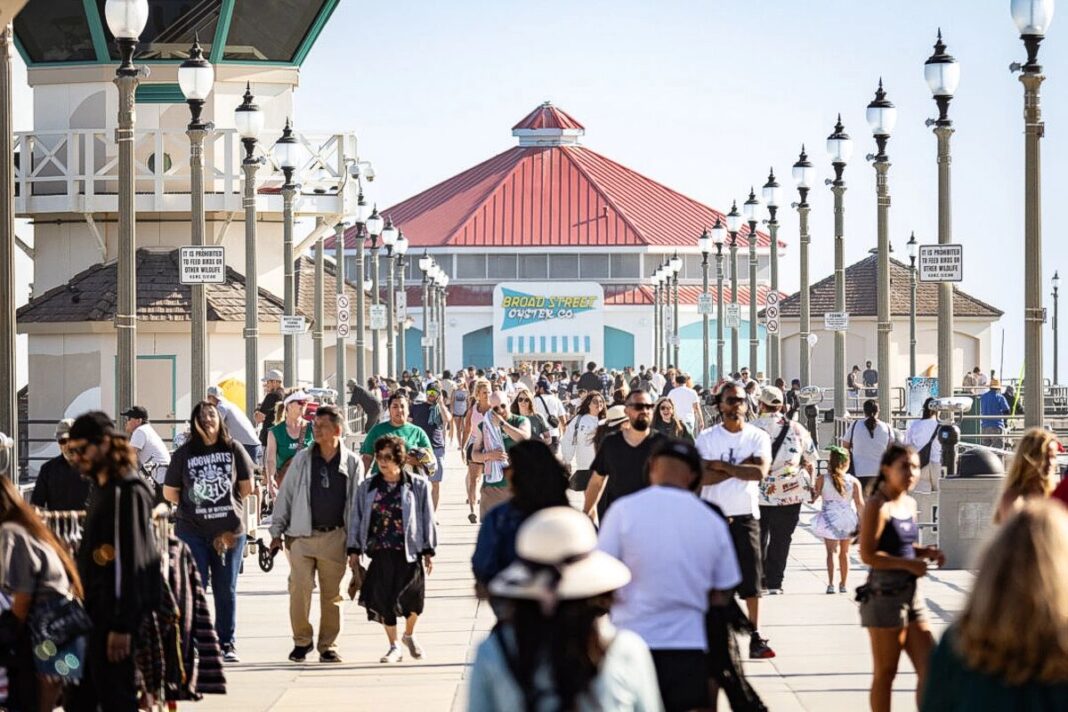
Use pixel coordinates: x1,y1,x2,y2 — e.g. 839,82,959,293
402,634,424,660
380,645,403,663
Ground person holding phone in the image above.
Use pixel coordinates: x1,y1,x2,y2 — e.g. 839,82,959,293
470,392,530,520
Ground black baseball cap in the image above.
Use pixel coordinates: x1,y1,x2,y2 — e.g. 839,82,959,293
68,411,121,443
121,405,149,421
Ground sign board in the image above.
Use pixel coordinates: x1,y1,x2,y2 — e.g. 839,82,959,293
336,323,350,338
421,336,434,347
396,291,407,308
697,294,713,315
667,335,681,347
396,305,407,320
426,322,440,338
492,282,605,366
280,315,307,335
765,290,780,306
369,304,387,330
725,304,741,329
918,244,963,283
336,294,350,311
179,246,226,285
824,312,850,331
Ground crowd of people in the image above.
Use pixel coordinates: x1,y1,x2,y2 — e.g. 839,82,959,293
2,355,1066,710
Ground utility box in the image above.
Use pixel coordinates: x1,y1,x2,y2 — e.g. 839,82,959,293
936,475,1003,570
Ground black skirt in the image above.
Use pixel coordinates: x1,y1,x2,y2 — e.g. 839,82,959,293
358,549,425,625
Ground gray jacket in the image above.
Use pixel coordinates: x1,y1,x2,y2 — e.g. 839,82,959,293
269,443,363,539
346,473,437,563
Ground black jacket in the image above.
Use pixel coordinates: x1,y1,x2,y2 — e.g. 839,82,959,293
30,455,91,511
349,385,382,430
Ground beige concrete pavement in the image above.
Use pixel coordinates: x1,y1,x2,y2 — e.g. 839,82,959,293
195,447,972,711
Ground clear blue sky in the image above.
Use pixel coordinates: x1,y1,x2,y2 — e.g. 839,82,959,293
12,0,1066,383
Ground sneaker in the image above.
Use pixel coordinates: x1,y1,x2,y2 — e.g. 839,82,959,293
288,643,314,663
749,634,776,660
380,645,403,663
222,644,240,663
767,588,783,595
839,583,848,594
401,634,424,660
826,584,836,594
468,513,478,524
319,650,342,663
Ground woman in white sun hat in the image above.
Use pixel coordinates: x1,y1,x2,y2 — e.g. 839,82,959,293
467,507,663,711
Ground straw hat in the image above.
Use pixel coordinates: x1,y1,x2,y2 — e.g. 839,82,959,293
604,404,627,427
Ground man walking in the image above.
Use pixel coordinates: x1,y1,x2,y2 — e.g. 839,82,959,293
583,390,665,521
532,378,567,455
31,418,91,511
752,386,817,595
269,405,363,663
360,392,433,474
696,381,775,659
256,369,286,449
206,385,263,463
667,373,703,433
409,387,451,511
979,379,1011,450
577,361,602,393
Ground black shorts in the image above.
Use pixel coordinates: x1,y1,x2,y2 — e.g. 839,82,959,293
650,649,709,712
729,515,763,599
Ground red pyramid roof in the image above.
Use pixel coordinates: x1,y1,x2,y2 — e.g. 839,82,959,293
512,102,585,131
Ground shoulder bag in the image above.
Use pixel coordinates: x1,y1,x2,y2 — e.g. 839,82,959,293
536,395,560,429
916,423,940,468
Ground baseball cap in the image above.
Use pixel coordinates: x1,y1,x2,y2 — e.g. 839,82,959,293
284,390,310,406
205,385,224,399
759,386,784,407
55,419,75,441
121,405,149,421
68,411,120,444
262,369,283,383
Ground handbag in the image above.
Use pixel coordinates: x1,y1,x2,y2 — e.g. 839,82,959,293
536,395,560,429
846,421,858,476
916,424,940,468
27,594,92,650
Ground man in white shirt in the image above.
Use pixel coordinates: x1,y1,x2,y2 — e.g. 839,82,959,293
695,381,775,660
599,438,740,712
206,386,263,463
648,366,666,395
667,373,703,432
532,378,567,454
122,405,171,486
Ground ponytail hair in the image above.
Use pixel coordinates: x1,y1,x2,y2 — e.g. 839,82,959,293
921,397,937,420
827,447,850,496
863,399,879,436
869,442,916,497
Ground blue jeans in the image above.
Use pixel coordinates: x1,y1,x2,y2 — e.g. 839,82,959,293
180,530,246,647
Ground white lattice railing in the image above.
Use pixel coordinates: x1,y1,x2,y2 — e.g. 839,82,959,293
13,128,358,216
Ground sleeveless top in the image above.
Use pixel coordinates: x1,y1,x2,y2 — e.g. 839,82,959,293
452,388,469,416
469,403,489,432
877,512,918,559
270,420,312,471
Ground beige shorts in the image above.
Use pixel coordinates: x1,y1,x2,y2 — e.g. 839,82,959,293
479,485,512,519
859,570,928,628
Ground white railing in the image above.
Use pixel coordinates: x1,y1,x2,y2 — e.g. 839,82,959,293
13,127,358,216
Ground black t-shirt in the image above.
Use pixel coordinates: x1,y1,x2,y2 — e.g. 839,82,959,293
577,372,602,393
309,447,347,530
400,378,422,395
164,439,252,539
409,401,445,449
258,387,285,446
30,455,91,511
590,430,666,517
349,385,382,429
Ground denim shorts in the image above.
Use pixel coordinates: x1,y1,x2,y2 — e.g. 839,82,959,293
859,570,928,628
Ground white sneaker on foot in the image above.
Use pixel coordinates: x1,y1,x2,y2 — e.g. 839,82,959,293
380,645,403,663
402,634,424,660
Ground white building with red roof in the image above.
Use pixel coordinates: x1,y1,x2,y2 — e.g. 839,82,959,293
328,102,781,379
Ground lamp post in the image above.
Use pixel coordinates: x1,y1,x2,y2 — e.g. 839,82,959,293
366,207,384,379
0,27,14,473
655,264,666,367
395,232,409,375
762,170,782,382
826,114,853,418
1054,271,1061,384
743,188,761,375
273,119,301,386
726,202,743,374
313,222,325,387
792,146,816,386
711,219,726,381
925,29,961,403
381,217,398,378
867,79,897,418
670,252,682,367
420,252,433,373
438,275,449,373
333,217,349,394
650,266,660,369
699,228,712,385
235,84,264,417
1012,0,1053,426
906,233,919,378
105,0,149,416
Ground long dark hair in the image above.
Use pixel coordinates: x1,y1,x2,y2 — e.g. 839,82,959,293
652,397,687,439
507,440,569,514
575,392,604,418
921,397,937,420
869,442,915,497
504,597,612,710
189,400,234,449
0,476,83,599
862,399,880,436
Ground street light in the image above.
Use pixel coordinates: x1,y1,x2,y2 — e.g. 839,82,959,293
867,79,897,418
105,0,149,417
925,29,961,406
699,227,712,385
792,145,816,387
420,251,434,374
743,188,761,375
726,201,743,374
1011,0,1054,426
273,118,301,386
762,169,782,382
395,231,409,376
670,252,682,367
826,114,853,418
906,232,919,378
438,273,450,373
1054,270,1061,384
352,194,372,386
179,37,214,402
381,216,398,378
711,219,727,382
235,84,264,417
365,206,384,378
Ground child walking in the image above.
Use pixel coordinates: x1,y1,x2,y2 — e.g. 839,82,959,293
810,446,865,593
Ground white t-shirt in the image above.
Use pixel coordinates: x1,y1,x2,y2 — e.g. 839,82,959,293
598,486,741,651
129,424,171,482
905,418,942,469
695,423,772,517
650,372,666,395
841,419,900,478
533,392,567,438
668,386,701,427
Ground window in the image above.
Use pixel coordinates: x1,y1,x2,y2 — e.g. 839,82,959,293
579,254,609,279
488,255,517,279
519,254,548,279
344,257,357,283
684,254,705,280
645,254,669,277
549,254,579,279
457,254,486,279
16,0,96,63
610,254,640,279
96,0,222,60
223,0,328,61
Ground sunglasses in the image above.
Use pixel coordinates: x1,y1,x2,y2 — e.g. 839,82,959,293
516,397,531,403
723,396,746,406
319,464,332,489
67,442,91,456
628,403,654,411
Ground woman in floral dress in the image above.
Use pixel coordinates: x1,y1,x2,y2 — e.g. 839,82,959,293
810,446,865,594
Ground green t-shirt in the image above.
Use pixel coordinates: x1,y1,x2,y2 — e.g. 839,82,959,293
361,421,433,474
270,420,313,472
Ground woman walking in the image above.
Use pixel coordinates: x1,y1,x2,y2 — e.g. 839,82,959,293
651,397,693,443
842,399,899,494
560,392,605,491
462,379,493,523
858,443,945,712
921,500,1068,710
470,392,531,520
467,507,663,711
512,388,550,447
0,476,87,711
164,400,254,663
450,375,469,447
347,435,437,663
810,446,864,594
905,398,942,493
994,427,1059,524
264,390,312,494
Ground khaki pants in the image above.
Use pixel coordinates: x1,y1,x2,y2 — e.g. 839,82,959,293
287,528,347,652
480,485,512,519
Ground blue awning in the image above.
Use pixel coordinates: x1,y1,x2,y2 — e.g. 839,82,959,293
506,334,591,355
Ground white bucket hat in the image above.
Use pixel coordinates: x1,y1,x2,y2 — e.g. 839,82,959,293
489,507,630,612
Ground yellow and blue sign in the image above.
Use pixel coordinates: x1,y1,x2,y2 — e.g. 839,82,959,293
499,288,598,330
